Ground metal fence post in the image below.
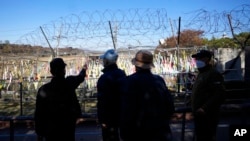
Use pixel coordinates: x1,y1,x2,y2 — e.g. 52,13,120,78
19,82,23,116
181,110,187,141
10,119,14,141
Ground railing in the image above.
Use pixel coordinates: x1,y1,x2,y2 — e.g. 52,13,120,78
0,107,191,141
0,113,97,141
1,80,249,141
1,103,250,141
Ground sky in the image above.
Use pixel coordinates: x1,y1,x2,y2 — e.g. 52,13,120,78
1,0,249,47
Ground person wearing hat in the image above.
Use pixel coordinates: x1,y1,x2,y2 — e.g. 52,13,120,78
97,49,126,141
119,50,175,141
191,50,225,141
35,58,87,141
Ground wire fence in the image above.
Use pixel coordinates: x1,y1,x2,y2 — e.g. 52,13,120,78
13,5,250,51
1,5,250,117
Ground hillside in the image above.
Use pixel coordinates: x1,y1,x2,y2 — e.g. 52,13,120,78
0,43,85,57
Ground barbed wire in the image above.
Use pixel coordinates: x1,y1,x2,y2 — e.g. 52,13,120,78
184,4,250,36
15,5,250,51
228,4,250,34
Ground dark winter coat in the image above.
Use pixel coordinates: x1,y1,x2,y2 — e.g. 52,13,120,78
35,74,85,140
97,64,126,127
120,69,174,141
191,65,225,115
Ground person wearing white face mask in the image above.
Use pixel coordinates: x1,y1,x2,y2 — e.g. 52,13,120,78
191,50,226,141
195,60,206,68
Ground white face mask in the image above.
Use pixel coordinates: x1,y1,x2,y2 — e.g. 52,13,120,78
195,60,206,68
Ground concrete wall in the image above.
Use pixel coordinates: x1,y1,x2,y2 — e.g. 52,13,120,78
245,46,250,82
215,48,246,81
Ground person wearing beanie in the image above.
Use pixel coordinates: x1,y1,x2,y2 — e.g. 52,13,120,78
97,49,126,141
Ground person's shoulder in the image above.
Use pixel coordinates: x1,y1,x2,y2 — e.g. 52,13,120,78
124,74,139,87
124,73,133,82
98,69,115,81
153,74,165,81
128,72,137,78
127,72,147,83
209,68,223,76
37,82,51,98
66,75,77,81
105,67,126,77
153,74,161,78
117,68,126,75
117,67,125,72
39,82,51,90
208,68,224,81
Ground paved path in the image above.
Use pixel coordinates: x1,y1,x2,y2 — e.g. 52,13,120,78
0,121,193,141
0,120,245,141
0,113,250,141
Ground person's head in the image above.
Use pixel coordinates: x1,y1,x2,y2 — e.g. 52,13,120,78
191,50,213,69
100,49,118,67
50,58,67,77
131,50,154,71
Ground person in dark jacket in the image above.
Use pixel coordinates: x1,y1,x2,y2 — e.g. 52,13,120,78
120,50,175,141
191,50,225,141
35,58,87,141
97,49,126,141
